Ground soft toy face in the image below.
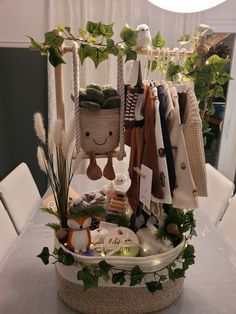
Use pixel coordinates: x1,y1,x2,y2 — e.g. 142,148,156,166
67,216,92,230
80,108,120,154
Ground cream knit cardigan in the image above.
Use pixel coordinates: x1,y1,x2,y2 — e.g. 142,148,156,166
182,87,208,197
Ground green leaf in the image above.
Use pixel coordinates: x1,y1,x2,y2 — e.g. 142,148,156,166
57,247,75,265
77,266,99,290
213,85,225,99
44,31,64,48
41,207,58,218
120,25,137,48
208,54,229,73
130,265,144,286
177,34,190,44
45,223,60,231
146,281,163,293
89,47,108,68
78,44,92,64
125,48,137,62
48,47,66,67
106,39,119,56
99,260,112,273
27,36,41,49
86,21,102,38
174,268,185,278
79,27,87,38
217,72,232,85
166,61,182,81
208,104,216,116
152,31,166,49
99,23,114,38
168,267,176,281
112,271,126,285
182,244,195,259
37,247,50,265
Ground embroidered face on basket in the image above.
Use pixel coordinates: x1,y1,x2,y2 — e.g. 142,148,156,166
80,107,120,154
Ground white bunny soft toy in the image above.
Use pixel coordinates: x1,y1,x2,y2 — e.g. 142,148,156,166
136,24,151,50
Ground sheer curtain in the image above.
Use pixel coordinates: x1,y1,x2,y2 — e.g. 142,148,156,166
47,0,202,129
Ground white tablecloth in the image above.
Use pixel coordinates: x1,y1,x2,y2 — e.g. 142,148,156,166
1,175,236,314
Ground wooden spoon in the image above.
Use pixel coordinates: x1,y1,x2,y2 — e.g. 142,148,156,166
103,152,115,181
86,152,102,180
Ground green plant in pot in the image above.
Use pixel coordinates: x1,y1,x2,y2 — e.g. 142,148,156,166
167,25,233,137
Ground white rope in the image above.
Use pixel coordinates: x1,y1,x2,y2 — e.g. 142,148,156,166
117,55,125,161
72,42,81,152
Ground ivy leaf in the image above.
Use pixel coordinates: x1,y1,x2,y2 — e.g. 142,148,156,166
99,23,114,38
125,48,137,62
174,268,185,278
48,47,66,67
44,31,64,48
120,24,137,48
208,104,216,116
79,44,92,64
57,247,75,265
86,21,102,38
152,31,166,49
182,244,195,259
106,39,119,56
98,260,112,275
146,281,163,293
89,47,108,68
166,61,182,81
168,267,176,281
27,36,41,49
130,265,144,286
37,247,50,265
77,266,99,290
79,27,87,39
112,271,126,285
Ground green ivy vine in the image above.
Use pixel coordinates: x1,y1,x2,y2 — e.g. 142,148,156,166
29,21,165,68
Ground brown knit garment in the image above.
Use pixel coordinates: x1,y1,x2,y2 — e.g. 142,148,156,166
142,86,163,199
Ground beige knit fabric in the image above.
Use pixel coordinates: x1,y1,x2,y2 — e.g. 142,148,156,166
56,268,184,314
182,87,208,197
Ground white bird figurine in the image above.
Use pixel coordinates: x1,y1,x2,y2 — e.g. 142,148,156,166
136,24,152,50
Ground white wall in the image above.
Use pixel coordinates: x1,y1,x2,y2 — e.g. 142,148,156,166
0,0,48,47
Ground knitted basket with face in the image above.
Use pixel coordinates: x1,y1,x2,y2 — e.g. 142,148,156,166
80,107,120,154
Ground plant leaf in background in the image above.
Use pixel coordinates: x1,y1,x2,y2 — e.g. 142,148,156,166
120,24,137,47
177,34,190,45
152,31,166,49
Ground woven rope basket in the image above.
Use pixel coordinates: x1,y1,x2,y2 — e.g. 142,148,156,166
56,267,184,313
80,107,120,154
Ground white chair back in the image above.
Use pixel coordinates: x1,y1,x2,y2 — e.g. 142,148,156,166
0,200,18,263
218,194,236,252
0,163,41,234
198,163,234,225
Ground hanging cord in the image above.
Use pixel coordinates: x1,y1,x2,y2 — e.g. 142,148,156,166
117,55,125,161
72,41,81,153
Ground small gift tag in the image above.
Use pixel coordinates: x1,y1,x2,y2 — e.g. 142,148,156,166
139,164,153,210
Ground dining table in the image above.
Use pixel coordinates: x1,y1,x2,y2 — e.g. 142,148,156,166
1,174,236,314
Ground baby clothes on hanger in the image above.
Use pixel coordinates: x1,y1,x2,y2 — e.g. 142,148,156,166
168,84,198,209
152,85,172,204
157,85,176,195
182,86,207,197
142,85,164,200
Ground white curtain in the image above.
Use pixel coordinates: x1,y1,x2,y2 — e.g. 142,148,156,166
47,0,202,129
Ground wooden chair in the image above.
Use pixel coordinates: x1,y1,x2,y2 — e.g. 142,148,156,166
198,163,234,225
0,200,18,263
0,163,41,234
